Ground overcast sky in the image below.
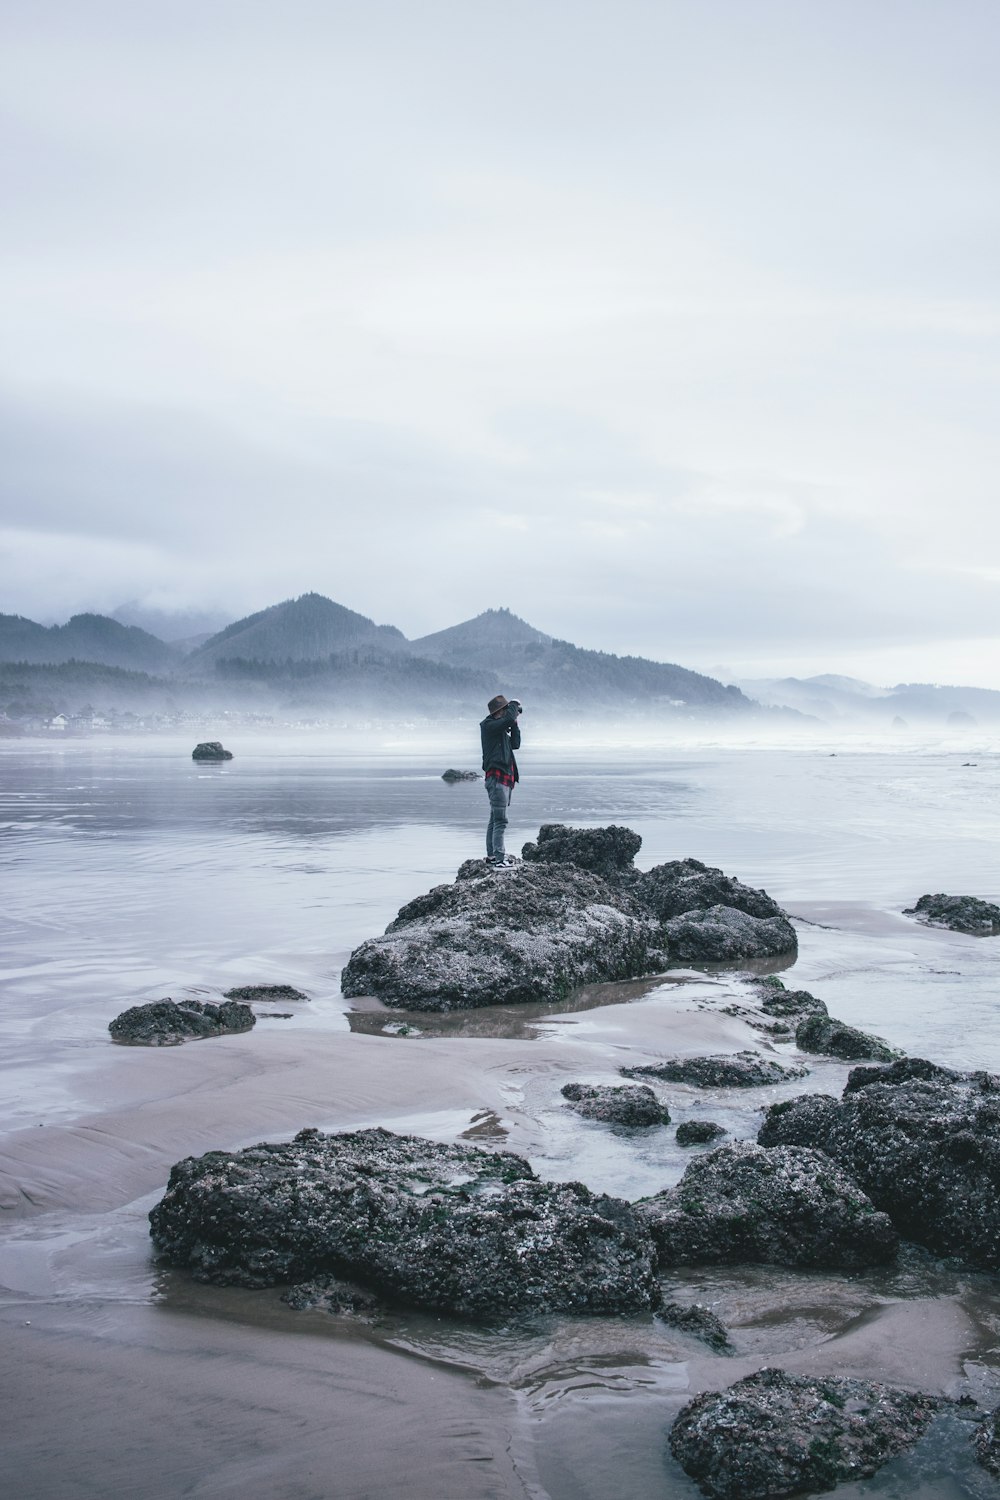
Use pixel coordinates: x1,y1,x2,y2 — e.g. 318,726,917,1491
3,0,999,687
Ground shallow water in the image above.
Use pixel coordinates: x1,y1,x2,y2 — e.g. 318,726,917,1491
2,733,1000,1498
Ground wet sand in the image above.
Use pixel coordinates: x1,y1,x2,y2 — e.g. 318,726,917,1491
3,954,999,1499
3,742,999,1497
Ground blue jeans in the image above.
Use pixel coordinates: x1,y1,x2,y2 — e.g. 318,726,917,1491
485,777,510,859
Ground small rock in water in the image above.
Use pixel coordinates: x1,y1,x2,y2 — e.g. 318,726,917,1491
223,983,309,1003
191,741,233,761
622,1052,807,1089
441,768,480,781
749,978,829,1019
675,1120,727,1146
561,1082,671,1127
281,1275,381,1319
903,892,1000,935
658,1300,732,1351
669,1367,939,1499
109,998,254,1046
795,1014,897,1062
638,1141,898,1270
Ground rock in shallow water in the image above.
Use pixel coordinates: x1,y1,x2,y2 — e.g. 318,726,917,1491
561,1082,671,1126
794,1013,897,1062
903,892,1000,935
222,983,308,1003
637,1141,898,1270
109,998,254,1046
191,740,233,761
658,1300,732,1350
148,1127,661,1318
341,825,797,1011
758,1067,1000,1268
622,1052,806,1089
341,860,666,1011
669,1367,939,1500
675,1120,727,1146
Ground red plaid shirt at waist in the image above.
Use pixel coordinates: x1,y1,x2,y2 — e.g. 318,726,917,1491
485,766,517,789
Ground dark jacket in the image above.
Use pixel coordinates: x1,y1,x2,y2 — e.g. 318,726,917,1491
480,706,521,780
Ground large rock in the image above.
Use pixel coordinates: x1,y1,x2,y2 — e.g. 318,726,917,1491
669,1367,939,1499
903,892,1000,935
109,998,254,1046
561,1082,671,1127
192,740,233,761
341,860,667,1011
342,824,797,1010
758,1067,1000,1268
637,1142,898,1270
149,1127,661,1318
622,1052,807,1089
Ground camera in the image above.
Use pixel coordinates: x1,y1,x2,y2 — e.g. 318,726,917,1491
508,699,522,714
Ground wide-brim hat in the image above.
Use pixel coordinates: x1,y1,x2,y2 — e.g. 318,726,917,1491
487,694,509,713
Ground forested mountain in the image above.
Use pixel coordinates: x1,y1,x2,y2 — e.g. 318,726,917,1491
1,593,760,720
185,593,406,671
0,613,178,672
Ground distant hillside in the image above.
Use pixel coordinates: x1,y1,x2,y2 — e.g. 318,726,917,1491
737,674,1000,726
0,612,178,673
0,594,765,721
412,609,751,712
186,593,406,671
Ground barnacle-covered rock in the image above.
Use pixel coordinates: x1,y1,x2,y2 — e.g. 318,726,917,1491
669,1367,939,1499
637,1141,897,1270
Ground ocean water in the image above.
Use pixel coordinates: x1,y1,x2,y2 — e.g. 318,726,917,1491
2,731,1000,1499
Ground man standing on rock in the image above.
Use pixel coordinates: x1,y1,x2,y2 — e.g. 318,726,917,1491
481,694,521,867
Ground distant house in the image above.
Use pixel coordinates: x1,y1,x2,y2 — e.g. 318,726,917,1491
48,714,69,731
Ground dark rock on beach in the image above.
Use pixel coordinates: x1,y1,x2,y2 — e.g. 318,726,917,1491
795,1013,897,1062
109,997,255,1046
341,859,668,1011
758,1066,1000,1268
669,1367,939,1500
749,977,829,1019
661,905,798,964
191,740,233,761
658,1300,732,1351
521,822,643,880
222,983,309,1003
441,768,480,781
843,1056,961,1094
149,1126,661,1318
622,1052,807,1089
903,892,1000,935
634,857,785,922
342,824,797,1010
638,1141,898,1270
561,1082,671,1127
676,1120,727,1146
